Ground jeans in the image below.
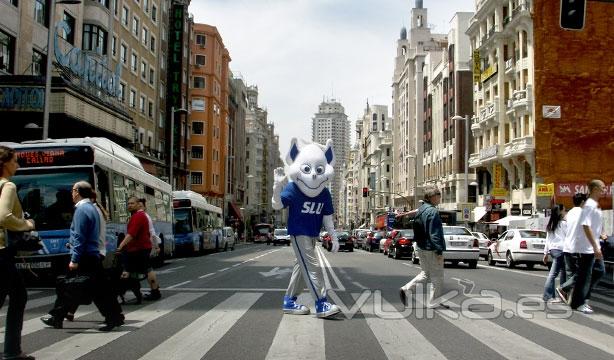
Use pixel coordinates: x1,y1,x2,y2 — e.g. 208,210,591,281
543,249,566,300
0,249,28,358
586,257,605,301
560,252,579,293
569,253,595,309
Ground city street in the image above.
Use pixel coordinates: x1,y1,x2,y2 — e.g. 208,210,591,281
7,243,614,360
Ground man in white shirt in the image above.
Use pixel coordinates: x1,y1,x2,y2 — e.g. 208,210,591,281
568,180,606,313
557,193,587,303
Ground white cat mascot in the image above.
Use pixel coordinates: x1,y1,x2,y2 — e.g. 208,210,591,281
271,138,341,318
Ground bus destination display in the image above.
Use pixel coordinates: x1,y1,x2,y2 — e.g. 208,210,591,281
16,146,94,167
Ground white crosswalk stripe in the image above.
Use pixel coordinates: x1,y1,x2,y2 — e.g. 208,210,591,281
0,295,56,317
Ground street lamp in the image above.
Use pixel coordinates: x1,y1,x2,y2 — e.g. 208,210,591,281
452,114,471,203
42,0,82,140
169,106,188,189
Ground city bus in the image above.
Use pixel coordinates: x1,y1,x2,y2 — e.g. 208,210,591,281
4,138,175,278
172,190,223,254
394,209,458,229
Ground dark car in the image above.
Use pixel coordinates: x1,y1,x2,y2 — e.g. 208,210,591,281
323,231,353,252
388,229,414,259
364,231,384,252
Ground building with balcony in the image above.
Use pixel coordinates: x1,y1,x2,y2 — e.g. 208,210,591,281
188,23,230,208
227,73,248,224
391,0,447,211
342,145,360,229
466,0,536,222
312,98,350,209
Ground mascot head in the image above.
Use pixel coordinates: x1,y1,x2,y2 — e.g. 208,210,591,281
285,138,335,198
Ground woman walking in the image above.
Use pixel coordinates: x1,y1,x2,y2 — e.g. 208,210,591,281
543,204,567,303
0,145,36,360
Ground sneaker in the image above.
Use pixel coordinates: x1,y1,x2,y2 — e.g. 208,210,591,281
315,297,341,318
40,315,63,329
548,298,564,304
99,315,125,332
143,288,161,301
555,287,568,304
576,304,594,314
282,295,310,315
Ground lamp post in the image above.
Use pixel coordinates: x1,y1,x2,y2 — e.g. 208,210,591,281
452,114,471,203
42,0,82,140
169,106,188,189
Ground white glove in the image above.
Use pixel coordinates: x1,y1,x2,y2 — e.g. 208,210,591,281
273,167,288,190
331,234,339,253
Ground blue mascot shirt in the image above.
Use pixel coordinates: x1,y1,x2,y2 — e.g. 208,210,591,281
281,182,334,237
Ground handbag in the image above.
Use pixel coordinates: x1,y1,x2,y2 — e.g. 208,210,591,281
0,182,43,252
56,273,94,305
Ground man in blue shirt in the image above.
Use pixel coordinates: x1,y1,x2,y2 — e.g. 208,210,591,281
41,181,123,331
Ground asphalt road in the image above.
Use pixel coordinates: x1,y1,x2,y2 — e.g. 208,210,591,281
5,243,614,360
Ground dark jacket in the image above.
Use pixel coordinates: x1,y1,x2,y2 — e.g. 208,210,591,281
413,202,446,255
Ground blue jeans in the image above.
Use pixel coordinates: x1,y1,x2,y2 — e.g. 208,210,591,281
586,257,605,301
543,249,567,300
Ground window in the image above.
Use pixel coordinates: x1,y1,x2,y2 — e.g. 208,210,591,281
142,27,148,45
32,50,45,76
141,60,147,79
111,35,117,56
121,6,129,26
120,44,127,63
129,89,136,107
195,55,206,66
148,101,153,118
196,34,206,46
94,0,109,7
61,12,76,45
144,0,149,12
34,0,47,27
140,95,146,113
159,113,164,128
193,76,205,88
192,122,204,134
191,146,203,159
150,35,156,52
131,53,137,72
149,68,154,86
83,24,108,55
119,83,126,102
191,98,205,111
191,172,203,185
113,0,119,16
132,16,139,37
152,4,157,22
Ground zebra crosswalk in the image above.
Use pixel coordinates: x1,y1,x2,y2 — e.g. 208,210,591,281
1,288,613,360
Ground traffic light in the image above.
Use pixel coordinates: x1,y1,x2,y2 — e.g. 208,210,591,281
362,187,369,197
560,0,586,30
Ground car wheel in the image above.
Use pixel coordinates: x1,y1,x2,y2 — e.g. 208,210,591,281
348,247,353,252
487,251,496,266
387,248,393,258
526,263,535,270
506,251,516,268
467,260,478,269
394,248,401,260
411,250,419,264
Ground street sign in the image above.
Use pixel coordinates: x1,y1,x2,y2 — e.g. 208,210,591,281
542,105,561,119
458,203,475,222
537,183,555,197
492,188,507,197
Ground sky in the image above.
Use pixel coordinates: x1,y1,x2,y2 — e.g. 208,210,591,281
191,0,475,157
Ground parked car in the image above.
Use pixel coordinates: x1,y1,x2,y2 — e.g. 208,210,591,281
273,228,291,246
364,231,385,252
253,223,274,244
379,236,388,253
471,231,490,259
221,227,236,251
318,231,329,242
354,230,368,249
388,229,414,259
323,230,353,252
411,226,479,268
487,229,547,269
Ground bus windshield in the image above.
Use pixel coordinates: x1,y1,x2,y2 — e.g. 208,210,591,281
174,208,193,234
12,168,94,231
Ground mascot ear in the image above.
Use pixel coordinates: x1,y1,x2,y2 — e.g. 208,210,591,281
324,139,335,166
286,138,300,165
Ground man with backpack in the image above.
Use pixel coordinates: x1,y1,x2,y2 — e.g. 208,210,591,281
399,184,449,309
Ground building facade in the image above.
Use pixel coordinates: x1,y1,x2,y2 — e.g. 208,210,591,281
227,73,248,224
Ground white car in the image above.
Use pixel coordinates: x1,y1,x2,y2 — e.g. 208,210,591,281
471,231,490,259
487,229,547,269
379,237,388,253
221,226,236,251
273,228,291,246
411,226,480,268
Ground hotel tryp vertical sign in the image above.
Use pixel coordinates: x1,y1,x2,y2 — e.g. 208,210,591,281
167,3,186,109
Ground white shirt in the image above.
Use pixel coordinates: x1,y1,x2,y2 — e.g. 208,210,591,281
93,204,107,256
145,212,161,246
544,219,567,254
571,198,602,254
563,207,582,253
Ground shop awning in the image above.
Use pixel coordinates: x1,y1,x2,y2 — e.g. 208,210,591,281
491,215,531,227
229,202,243,221
473,206,487,223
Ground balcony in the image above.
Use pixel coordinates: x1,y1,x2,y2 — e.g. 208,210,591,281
471,115,482,134
505,58,515,75
479,144,499,162
511,85,533,113
503,136,534,158
478,99,499,128
469,153,481,169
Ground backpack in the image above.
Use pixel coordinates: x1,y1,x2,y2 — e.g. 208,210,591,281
412,204,432,249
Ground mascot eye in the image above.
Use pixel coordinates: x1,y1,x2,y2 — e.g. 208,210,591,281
315,165,325,175
300,164,311,174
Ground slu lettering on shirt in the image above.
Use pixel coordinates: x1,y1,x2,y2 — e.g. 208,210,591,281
281,182,333,237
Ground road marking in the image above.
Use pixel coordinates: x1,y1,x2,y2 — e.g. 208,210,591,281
477,264,548,279
218,267,230,272
352,282,368,290
266,293,324,360
316,246,345,291
156,266,186,275
232,263,241,267
32,292,205,360
139,292,262,360
1,306,97,338
166,280,191,289
0,295,56,317
198,273,215,279
163,287,287,292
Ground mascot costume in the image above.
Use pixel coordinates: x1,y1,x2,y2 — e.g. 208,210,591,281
271,138,341,318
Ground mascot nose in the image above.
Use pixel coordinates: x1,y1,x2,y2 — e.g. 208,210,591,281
312,173,317,180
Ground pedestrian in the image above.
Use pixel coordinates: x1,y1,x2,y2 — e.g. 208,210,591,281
137,198,161,301
556,192,587,304
116,196,159,300
542,204,567,302
583,232,607,310
0,145,36,360
41,181,124,331
399,184,449,309
271,138,340,318
567,179,606,313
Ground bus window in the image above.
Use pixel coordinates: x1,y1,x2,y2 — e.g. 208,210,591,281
113,173,129,223
174,207,192,234
163,193,171,222
95,166,111,219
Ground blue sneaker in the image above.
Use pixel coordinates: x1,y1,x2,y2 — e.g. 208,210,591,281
283,296,310,315
315,297,341,318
